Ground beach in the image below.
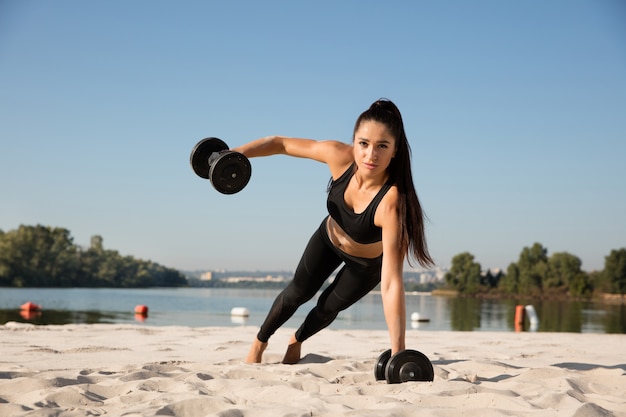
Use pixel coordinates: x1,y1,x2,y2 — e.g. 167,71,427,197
0,322,624,417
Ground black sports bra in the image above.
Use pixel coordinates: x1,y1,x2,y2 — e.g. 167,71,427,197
326,164,393,244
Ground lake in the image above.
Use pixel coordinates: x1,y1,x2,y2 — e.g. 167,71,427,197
1,287,625,333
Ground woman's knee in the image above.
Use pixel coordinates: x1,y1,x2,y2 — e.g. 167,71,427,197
280,282,317,307
320,269,380,312
314,285,349,317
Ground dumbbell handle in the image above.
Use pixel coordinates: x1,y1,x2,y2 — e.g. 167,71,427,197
207,150,225,166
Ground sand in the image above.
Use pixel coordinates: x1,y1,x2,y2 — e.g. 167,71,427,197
0,322,624,417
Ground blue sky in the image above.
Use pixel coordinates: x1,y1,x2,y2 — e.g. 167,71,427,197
1,1,624,273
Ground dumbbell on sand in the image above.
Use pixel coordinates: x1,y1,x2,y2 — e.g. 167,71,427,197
374,349,434,384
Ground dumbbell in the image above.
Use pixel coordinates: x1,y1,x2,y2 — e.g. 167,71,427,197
190,137,252,194
374,349,434,384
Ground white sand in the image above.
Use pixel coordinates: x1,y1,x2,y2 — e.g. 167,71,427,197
0,322,624,417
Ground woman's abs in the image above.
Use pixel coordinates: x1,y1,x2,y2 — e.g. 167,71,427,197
325,216,383,259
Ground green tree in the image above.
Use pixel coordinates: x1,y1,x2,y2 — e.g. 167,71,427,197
0,228,8,286
568,271,592,297
499,243,548,296
0,225,77,287
545,252,577,288
90,235,104,253
603,248,626,294
445,252,482,294
546,252,590,296
588,270,606,294
98,249,128,286
499,263,519,294
481,269,502,288
0,224,187,288
518,243,548,294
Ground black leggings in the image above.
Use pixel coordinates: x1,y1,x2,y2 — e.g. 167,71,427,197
257,218,382,343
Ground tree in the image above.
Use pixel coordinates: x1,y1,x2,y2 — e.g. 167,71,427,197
90,235,104,253
545,252,591,296
517,243,548,294
0,228,9,286
0,224,187,288
445,252,482,294
0,225,77,286
499,263,520,294
603,248,626,294
481,269,503,289
569,271,592,297
499,243,548,296
546,252,592,296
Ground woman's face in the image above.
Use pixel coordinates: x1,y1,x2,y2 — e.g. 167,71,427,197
353,120,396,176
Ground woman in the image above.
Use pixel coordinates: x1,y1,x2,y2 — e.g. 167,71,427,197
233,99,434,364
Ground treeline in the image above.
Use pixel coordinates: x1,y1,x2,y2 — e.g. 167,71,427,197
445,243,626,298
0,225,187,288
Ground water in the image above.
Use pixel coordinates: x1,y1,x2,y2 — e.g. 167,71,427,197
1,287,625,333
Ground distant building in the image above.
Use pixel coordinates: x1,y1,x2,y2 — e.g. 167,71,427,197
221,274,289,283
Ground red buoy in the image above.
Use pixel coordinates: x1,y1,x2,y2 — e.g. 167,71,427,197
20,302,41,312
134,305,149,315
514,304,526,332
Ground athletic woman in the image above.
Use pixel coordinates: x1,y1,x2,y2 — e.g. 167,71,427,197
233,99,434,364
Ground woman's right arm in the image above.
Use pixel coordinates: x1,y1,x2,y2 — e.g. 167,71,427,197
231,136,287,158
232,136,353,176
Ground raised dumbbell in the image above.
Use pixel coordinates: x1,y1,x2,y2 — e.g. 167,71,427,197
374,349,434,384
190,137,252,194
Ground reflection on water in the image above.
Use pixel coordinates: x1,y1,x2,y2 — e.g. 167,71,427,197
443,296,626,334
448,297,482,331
0,288,624,334
0,308,127,326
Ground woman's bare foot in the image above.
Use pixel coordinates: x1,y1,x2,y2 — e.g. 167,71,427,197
282,334,302,364
245,338,268,364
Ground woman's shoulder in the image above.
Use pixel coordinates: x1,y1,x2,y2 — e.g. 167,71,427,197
322,141,353,179
322,140,353,158
374,185,400,225
381,184,400,207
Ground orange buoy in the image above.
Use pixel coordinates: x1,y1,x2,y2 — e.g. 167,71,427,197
20,301,41,312
134,305,149,315
514,304,526,332
20,309,41,320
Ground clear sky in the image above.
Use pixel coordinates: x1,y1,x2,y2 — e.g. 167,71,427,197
1,1,625,273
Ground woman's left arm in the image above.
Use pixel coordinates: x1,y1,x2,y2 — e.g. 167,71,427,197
377,188,406,354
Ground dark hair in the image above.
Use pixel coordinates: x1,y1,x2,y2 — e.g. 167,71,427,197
354,99,434,268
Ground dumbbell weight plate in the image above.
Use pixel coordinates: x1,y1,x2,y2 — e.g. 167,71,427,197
385,349,434,384
374,349,392,381
190,137,229,179
209,151,252,194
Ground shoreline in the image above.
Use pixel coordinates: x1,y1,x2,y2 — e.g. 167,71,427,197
1,322,625,416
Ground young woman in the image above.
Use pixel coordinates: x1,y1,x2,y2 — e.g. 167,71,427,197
233,99,434,364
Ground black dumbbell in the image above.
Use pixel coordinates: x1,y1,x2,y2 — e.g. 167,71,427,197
374,349,434,384
190,137,252,194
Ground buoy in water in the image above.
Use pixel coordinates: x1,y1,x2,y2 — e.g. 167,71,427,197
514,304,526,332
134,305,149,315
410,312,430,323
231,307,250,317
525,305,539,332
20,302,41,312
